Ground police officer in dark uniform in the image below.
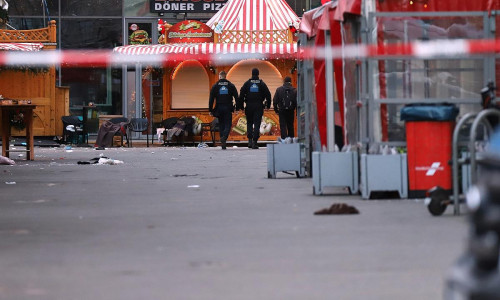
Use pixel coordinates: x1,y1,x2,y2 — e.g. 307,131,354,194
209,70,238,150
238,68,271,149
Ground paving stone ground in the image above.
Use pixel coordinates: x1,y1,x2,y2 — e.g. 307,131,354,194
0,145,468,300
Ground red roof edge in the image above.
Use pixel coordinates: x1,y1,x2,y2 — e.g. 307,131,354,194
299,0,361,38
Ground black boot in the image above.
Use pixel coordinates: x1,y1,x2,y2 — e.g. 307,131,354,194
252,140,259,149
221,138,227,150
248,139,253,149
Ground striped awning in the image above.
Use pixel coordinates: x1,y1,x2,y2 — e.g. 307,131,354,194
300,0,362,38
206,0,300,31
113,43,297,57
0,43,44,51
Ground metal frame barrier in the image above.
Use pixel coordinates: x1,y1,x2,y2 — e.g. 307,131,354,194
431,109,500,216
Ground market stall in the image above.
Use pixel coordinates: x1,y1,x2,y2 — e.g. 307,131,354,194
113,0,300,143
0,20,69,137
299,0,500,197
296,0,362,184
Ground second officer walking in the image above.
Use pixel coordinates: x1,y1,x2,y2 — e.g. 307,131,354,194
238,68,272,149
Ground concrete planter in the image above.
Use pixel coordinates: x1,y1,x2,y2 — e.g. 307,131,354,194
312,151,359,195
267,143,305,178
360,154,408,199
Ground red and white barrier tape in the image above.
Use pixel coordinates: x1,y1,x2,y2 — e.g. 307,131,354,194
0,39,499,67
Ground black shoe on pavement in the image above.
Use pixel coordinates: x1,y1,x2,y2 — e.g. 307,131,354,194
252,141,259,149
221,140,227,150
248,140,253,148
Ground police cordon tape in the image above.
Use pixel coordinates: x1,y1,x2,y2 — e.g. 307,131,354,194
1,38,500,67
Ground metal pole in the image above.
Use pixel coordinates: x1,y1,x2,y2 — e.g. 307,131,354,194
149,70,153,147
42,0,46,27
136,63,142,119
324,30,336,152
469,109,500,184
452,112,476,215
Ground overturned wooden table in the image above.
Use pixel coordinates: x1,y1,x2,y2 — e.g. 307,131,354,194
0,104,37,160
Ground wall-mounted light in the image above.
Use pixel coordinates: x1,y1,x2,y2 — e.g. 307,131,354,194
409,0,429,7
209,66,216,74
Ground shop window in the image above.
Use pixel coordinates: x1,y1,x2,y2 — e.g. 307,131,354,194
310,0,323,9
125,0,172,17
150,69,164,123
171,60,210,109
8,0,59,16
6,18,47,30
60,19,122,49
284,0,308,16
61,0,122,16
127,22,153,45
62,67,122,117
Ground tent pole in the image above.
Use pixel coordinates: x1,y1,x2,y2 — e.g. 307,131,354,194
325,30,335,152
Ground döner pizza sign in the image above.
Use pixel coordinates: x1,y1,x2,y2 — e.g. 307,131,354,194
150,0,227,13
167,20,214,43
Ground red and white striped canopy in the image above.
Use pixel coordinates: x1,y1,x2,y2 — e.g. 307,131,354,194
0,43,44,51
113,43,297,57
206,0,300,31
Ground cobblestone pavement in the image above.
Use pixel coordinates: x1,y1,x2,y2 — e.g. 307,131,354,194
0,145,468,300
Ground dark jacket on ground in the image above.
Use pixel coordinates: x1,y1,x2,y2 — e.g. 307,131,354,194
95,120,128,147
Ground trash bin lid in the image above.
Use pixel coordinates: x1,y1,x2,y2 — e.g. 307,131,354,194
400,103,459,121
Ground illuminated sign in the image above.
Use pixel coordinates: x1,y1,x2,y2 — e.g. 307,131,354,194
167,20,214,43
150,0,227,13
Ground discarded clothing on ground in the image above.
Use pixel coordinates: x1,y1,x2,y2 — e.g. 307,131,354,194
0,155,15,165
166,120,186,141
78,157,106,164
97,157,124,165
77,156,123,165
164,117,196,143
94,120,128,148
314,203,360,215
156,128,165,143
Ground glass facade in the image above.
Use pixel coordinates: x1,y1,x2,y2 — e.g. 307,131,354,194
61,0,122,16
8,0,59,16
367,14,491,143
125,0,168,17
60,19,123,49
9,1,126,130
8,18,47,30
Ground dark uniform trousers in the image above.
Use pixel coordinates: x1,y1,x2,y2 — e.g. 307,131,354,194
217,105,233,141
278,109,295,139
245,104,264,142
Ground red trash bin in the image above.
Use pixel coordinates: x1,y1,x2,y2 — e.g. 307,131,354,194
401,104,459,198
